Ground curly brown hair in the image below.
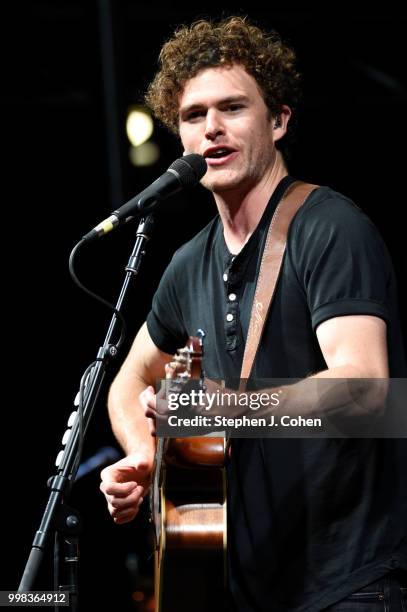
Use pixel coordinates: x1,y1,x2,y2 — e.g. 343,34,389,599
145,16,301,141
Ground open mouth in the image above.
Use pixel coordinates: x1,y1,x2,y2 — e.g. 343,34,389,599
204,146,238,165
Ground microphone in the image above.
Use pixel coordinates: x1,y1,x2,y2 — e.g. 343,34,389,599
82,153,207,241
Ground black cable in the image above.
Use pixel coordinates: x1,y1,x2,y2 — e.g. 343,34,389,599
68,239,127,351
68,238,128,480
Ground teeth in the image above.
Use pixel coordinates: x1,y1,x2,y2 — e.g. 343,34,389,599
209,148,231,158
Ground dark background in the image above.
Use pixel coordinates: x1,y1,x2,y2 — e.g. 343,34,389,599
2,2,406,610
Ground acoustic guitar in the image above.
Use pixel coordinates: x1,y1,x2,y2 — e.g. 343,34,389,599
150,334,227,612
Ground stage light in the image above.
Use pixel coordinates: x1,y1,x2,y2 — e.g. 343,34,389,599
126,107,154,147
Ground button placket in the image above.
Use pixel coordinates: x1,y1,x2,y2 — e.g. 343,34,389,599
225,278,240,350
222,253,242,351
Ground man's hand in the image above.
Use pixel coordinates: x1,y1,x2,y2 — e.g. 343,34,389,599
140,383,173,436
100,454,152,524
141,363,184,435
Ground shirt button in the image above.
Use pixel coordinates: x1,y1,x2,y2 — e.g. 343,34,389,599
223,273,228,282
228,293,237,301
226,313,234,322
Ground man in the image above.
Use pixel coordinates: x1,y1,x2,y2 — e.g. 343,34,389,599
100,16,407,611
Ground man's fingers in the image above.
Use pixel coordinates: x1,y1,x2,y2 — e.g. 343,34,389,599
100,464,138,483
110,494,145,523
108,486,144,510
145,407,157,420
148,416,157,437
112,508,138,524
100,480,138,497
140,386,156,404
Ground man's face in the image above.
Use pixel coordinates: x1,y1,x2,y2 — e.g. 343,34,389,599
178,64,279,195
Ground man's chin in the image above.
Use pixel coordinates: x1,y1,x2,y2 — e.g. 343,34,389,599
202,175,242,194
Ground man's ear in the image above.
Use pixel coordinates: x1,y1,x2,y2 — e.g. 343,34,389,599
272,104,292,142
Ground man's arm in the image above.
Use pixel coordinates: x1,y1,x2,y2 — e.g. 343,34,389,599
315,314,389,379
254,313,388,425
274,314,389,421
107,322,172,458
188,314,389,424
100,322,173,523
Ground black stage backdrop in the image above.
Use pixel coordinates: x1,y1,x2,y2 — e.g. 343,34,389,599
2,3,406,611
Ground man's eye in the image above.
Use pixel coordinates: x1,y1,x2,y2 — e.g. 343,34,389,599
228,104,243,112
186,111,205,121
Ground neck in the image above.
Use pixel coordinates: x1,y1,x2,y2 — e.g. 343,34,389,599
214,150,288,254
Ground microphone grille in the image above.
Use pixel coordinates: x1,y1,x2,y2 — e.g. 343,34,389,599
169,154,207,187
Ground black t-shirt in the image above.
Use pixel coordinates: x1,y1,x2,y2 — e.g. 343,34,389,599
146,176,407,611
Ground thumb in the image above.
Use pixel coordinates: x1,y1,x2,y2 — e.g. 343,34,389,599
110,464,139,483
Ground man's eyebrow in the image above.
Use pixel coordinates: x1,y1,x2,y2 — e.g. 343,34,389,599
179,95,250,115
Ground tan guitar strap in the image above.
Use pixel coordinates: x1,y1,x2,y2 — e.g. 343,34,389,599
240,180,319,383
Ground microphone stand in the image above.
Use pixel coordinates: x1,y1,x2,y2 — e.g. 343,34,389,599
18,215,155,610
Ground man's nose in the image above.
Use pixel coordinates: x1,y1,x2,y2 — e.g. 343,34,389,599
205,109,225,140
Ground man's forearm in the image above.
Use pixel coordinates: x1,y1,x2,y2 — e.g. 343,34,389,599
257,364,388,421
203,364,387,423
108,377,156,463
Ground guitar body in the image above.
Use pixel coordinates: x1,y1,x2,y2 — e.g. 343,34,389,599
151,336,227,611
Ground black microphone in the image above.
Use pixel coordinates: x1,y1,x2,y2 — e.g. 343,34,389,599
82,153,207,241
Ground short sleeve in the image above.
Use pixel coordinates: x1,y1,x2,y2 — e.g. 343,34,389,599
289,191,391,331
146,254,188,355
